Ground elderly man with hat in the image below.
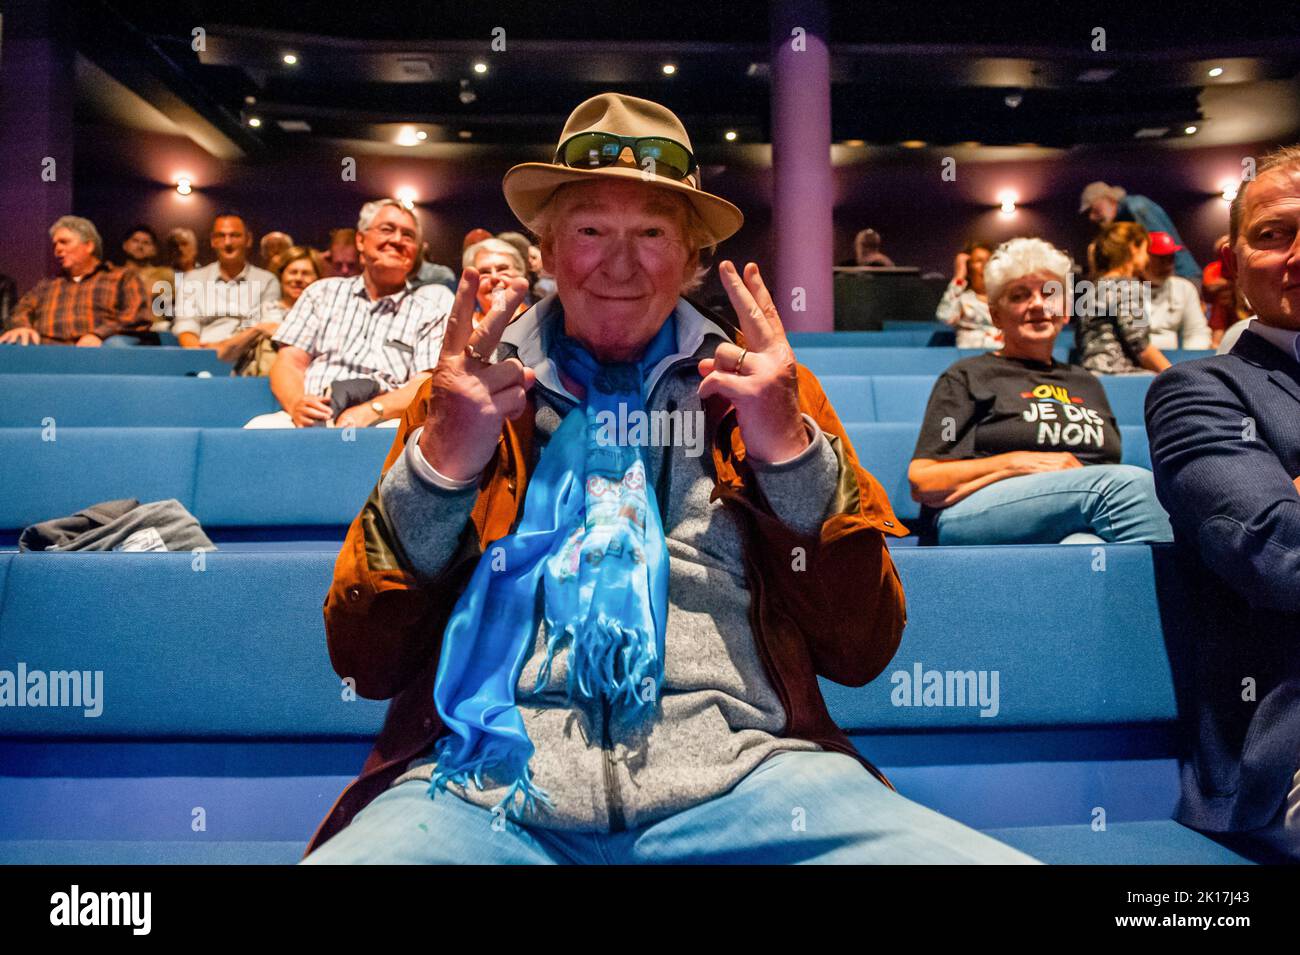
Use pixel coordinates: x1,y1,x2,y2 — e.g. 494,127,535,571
1080,180,1200,283
302,93,1036,864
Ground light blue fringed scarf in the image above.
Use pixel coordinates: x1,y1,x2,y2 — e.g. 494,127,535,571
427,315,676,819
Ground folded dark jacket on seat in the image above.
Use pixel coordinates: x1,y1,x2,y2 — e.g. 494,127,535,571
18,498,216,553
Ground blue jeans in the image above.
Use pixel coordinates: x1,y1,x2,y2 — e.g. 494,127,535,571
935,465,1173,546
301,750,1039,864
101,334,143,347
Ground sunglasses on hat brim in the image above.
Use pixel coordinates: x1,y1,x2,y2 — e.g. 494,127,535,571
554,132,696,182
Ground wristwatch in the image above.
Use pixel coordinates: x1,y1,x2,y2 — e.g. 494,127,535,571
370,400,385,422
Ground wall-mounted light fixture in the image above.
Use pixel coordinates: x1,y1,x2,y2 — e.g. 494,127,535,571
998,189,1018,216
175,176,193,196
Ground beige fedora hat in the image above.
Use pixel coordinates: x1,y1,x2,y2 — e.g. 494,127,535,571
502,92,744,245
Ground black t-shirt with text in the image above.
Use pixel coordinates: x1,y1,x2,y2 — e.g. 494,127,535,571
910,352,1122,538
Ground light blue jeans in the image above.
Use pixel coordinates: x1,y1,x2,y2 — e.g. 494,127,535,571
935,465,1173,546
301,750,1039,865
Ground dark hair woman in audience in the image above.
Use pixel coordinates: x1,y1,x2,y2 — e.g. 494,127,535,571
1075,221,1171,375
908,237,1173,545
935,240,997,348
222,245,326,375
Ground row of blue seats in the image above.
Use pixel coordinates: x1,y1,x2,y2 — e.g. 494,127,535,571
0,545,1253,863
0,422,1152,539
0,372,1157,428
2,335,1205,378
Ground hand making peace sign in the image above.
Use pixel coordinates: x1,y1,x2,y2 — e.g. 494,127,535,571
697,260,809,464
417,267,534,482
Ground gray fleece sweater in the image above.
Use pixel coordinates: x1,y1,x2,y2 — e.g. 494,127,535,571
380,297,840,831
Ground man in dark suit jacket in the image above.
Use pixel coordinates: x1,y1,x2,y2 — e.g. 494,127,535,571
1145,145,1300,860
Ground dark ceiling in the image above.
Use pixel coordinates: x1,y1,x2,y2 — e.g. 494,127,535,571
61,0,1300,157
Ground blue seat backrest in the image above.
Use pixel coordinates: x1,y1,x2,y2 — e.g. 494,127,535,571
0,375,280,428
0,552,383,738
192,429,392,527
820,544,1181,732
0,345,230,376
0,428,200,531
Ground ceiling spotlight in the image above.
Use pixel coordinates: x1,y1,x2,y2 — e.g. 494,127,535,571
282,53,298,66
458,129,473,140
473,62,488,74
997,189,1018,215
662,63,677,75
395,125,422,147
416,130,428,141
1184,125,1198,135
244,95,257,105
724,130,738,142
248,116,262,128
1221,179,1239,202
900,139,926,148
459,79,477,105
395,186,418,209
175,176,192,196
843,139,866,147
1208,67,1223,77
1004,92,1024,109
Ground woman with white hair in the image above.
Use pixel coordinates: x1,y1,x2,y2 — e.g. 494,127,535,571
462,237,530,322
908,237,1172,546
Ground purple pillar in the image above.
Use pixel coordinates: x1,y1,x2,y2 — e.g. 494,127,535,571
769,0,833,332
0,4,76,293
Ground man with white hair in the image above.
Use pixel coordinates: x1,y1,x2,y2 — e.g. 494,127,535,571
0,215,150,346
1079,181,1199,282
1146,143,1300,860
245,199,453,428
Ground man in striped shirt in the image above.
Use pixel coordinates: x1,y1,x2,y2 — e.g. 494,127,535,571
246,199,453,428
0,216,150,346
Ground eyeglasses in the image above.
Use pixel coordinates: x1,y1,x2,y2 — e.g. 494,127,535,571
368,223,419,244
554,132,695,181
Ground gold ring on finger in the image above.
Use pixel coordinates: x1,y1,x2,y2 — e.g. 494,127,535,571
464,343,490,363
735,348,748,374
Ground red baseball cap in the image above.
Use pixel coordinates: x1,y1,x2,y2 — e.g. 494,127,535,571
1148,231,1184,256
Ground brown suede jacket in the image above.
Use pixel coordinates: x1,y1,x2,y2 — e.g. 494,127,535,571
305,353,909,856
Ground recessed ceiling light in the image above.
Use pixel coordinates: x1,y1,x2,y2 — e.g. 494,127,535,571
175,177,192,196
395,125,421,147
842,139,866,147
900,140,926,149
247,117,262,128
662,63,677,75
458,130,473,140
724,130,738,141
395,186,417,209
276,119,312,133
1208,67,1224,77
473,62,488,74
1184,125,1198,135
282,53,298,66
416,130,428,141
244,95,257,105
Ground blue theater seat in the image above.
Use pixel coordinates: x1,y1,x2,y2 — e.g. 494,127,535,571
795,346,1212,379
819,373,1155,426
0,344,231,376
0,428,392,546
0,545,1256,864
0,423,1151,545
0,375,280,428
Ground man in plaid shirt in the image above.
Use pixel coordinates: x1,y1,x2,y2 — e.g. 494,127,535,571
0,216,150,346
